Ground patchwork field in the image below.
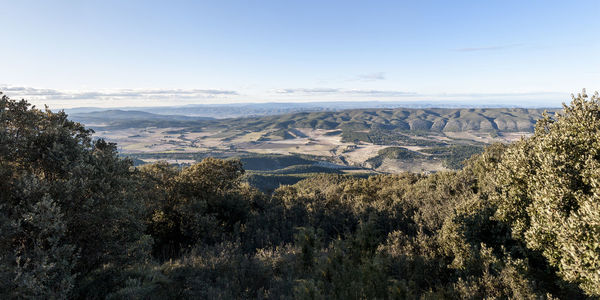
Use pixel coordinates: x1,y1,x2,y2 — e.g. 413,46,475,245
67,107,557,191
94,124,528,172
69,106,554,187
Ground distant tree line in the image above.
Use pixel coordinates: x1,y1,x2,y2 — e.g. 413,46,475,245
1,91,599,298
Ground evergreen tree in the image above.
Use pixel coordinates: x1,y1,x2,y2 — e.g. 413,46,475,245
0,94,150,297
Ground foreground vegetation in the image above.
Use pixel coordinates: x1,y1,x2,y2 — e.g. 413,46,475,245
1,91,599,299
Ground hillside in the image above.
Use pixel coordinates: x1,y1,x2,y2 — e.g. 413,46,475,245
208,107,554,133
74,107,556,132
69,110,212,124
65,101,551,119
80,107,555,175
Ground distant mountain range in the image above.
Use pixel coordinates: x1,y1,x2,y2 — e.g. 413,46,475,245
207,107,556,133
71,107,558,133
69,110,213,124
65,101,561,119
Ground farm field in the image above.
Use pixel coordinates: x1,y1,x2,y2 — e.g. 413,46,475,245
72,107,548,182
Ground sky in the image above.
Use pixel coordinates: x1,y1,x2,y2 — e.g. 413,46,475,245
0,0,598,108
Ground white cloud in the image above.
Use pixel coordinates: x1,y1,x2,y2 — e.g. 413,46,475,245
275,88,340,94
0,86,238,101
353,72,386,81
1,84,567,109
345,89,414,96
275,88,414,97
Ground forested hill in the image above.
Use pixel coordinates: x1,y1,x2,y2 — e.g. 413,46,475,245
69,109,213,123
216,107,554,132
65,101,555,119
72,107,557,132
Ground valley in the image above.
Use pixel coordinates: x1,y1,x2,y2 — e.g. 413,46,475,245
69,106,554,191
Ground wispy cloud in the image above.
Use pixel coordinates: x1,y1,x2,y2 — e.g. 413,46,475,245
273,88,563,104
275,88,340,94
353,72,386,81
1,84,565,109
435,91,563,98
0,86,238,101
345,89,415,96
275,88,414,97
454,44,522,52
1,86,65,96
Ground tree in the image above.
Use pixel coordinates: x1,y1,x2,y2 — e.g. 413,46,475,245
492,90,600,296
0,94,151,297
142,158,247,258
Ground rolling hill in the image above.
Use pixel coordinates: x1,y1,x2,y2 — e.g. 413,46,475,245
74,107,556,133
75,107,559,179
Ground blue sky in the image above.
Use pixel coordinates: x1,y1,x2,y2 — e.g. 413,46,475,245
1,0,598,108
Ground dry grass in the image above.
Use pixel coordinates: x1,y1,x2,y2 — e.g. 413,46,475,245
92,126,532,173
